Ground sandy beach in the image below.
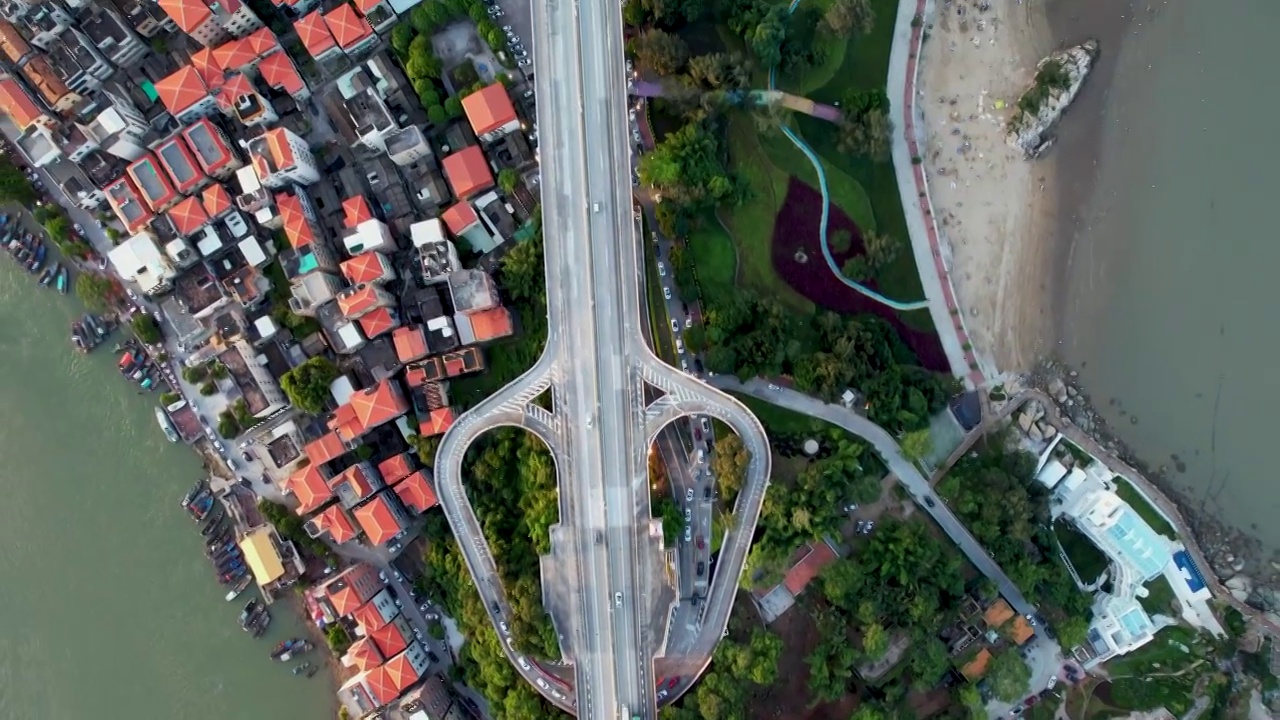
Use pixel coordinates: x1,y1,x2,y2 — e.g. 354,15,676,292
916,0,1060,374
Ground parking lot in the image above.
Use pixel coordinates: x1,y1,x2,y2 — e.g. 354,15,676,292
489,0,534,69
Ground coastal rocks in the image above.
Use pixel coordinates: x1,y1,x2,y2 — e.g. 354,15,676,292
1007,40,1099,158
1227,576,1254,603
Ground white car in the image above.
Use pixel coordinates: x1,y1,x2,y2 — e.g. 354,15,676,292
701,417,710,433
536,678,549,690
685,488,693,502
684,526,691,542
213,440,224,453
657,262,666,276
614,592,623,607
684,316,693,328
681,358,689,372
670,319,679,333
1047,676,1058,690
663,286,672,300
518,656,531,670
675,339,684,353
500,621,509,634
518,58,531,67
684,507,692,522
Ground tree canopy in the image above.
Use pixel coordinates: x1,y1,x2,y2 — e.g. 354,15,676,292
824,0,875,36
75,274,117,313
638,115,738,215
986,650,1031,702
131,314,162,344
279,357,339,414
629,28,689,75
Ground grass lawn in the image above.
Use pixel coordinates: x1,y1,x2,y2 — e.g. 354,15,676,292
1139,575,1178,617
1112,477,1178,539
449,306,546,410
1106,626,1200,676
1054,520,1109,584
729,391,830,435
688,213,737,301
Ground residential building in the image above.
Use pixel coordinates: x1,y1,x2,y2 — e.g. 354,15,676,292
294,9,339,63
181,118,240,180
447,269,501,315
351,0,396,33
234,164,280,228
127,152,181,213
77,107,150,162
337,68,397,152
238,525,291,590
154,65,217,123
461,83,520,142
384,124,431,166
155,133,210,195
15,125,59,166
394,470,437,514
409,219,459,281
328,377,409,444
352,491,408,547
391,325,428,364
220,339,287,415
455,306,513,344
0,76,53,132
256,49,310,102
223,73,278,127
203,184,235,220
245,126,319,188
287,463,333,514
16,1,69,51
113,0,177,38
363,644,431,707
172,264,229,318
80,7,149,69
324,3,375,57
20,55,81,113
104,175,155,233
289,271,345,317
319,563,384,618
440,200,498,254
400,676,469,720
51,30,114,93
328,461,384,510
337,283,395,321
376,453,414,486
0,18,31,64
341,212,395,257
341,252,394,286
268,0,321,19
158,0,230,46
441,145,494,200
167,195,211,237
53,161,107,210
316,299,367,355
108,232,176,294
306,503,360,544
357,305,399,340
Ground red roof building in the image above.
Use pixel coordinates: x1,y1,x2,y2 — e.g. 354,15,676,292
295,10,337,60
304,430,347,466
353,492,406,546
328,463,379,505
167,195,211,236
377,453,414,486
309,503,359,543
158,0,229,45
368,617,408,657
441,146,494,200
202,183,234,218
0,77,51,132
392,325,429,363
404,365,429,388
276,191,317,248
323,563,383,616
395,470,438,514
343,195,373,228
287,464,333,515
363,664,400,707
381,651,429,702
341,253,387,285
323,3,373,51
329,378,410,443
127,153,181,213
419,407,455,437
244,26,279,55
352,598,393,635
104,176,154,234
337,284,389,318
189,48,226,91
358,307,399,339
440,202,480,236
154,66,211,119
156,134,208,195
182,118,238,178
467,306,514,342
257,50,307,97
343,637,384,672
460,83,519,139
781,541,838,596
213,37,258,71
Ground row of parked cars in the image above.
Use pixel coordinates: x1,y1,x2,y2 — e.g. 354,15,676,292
485,0,532,69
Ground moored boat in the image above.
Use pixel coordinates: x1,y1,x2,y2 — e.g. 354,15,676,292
155,406,179,442
39,264,54,286
291,661,310,676
224,575,252,601
55,265,67,294
305,665,319,679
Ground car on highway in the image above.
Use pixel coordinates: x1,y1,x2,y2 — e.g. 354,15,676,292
1047,676,1057,690
701,417,710,433
684,316,693,328
514,50,528,59
518,58,531,67
675,338,683,353
855,520,866,533
924,496,936,508
524,89,534,98
392,569,403,582
502,24,511,30
680,358,689,372
843,503,858,513
684,507,691,522
863,521,875,534
703,486,711,500
413,627,423,640
670,318,679,333
767,383,781,391
666,677,680,689
693,427,702,442
657,261,666,276
614,591,622,607
213,440,224,453
499,621,509,634
518,656,531,670
1025,613,1037,626
684,526,691,542
696,561,705,576
536,678,549,690
696,535,704,549
685,488,693,502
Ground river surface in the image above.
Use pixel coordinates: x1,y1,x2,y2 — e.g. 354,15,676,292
0,245,333,719
1051,0,1280,550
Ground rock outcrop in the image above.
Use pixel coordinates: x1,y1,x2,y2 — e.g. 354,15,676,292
1007,40,1099,158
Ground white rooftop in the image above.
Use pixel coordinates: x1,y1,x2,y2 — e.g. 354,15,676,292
108,233,174,293
410,218,445,248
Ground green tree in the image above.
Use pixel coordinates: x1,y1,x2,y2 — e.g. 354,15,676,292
824,0,875,36
427,104,448,125
279,357,339,414
622,0,648,26
864,230,901,270
105,226,122,243
900,428,933,463
748,6,788,68
861,621,889,660
418,86,441,109
639,117,738,212
0,156,33,204
958,683,986,720
838,107,892,159
828,228,852,253
390,23,415,56
406,51,442,81
628,28,688,75
987,650,1031,702
199,382,217,396
686,52,750,90
709,432,750,505
217,412,240,438
841,255,872,281
131,314,163,344
325,623,352,653
75,274,117,312
908,635,951,690
806,617,858,703
1055,614,1090,649
850,707,886,720
444,95,464,119
498,167,520,194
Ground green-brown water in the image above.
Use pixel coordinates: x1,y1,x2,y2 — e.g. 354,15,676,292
0,252,333,719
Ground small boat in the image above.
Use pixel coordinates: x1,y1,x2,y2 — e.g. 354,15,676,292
291,662,310,676
55,265,67,294
155,407,179,442
199,515,224,537
270,639,294,659
238,599,258,626
305,665,319,679
180,480,205,508
71,323,87,351
33,242,45,265
225,575,252,601
85,314,107,339
39,265,54,286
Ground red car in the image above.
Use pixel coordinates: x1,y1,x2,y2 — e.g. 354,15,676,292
666,676,680,689
695,535,704,549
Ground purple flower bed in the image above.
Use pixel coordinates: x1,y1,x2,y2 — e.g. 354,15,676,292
771,178,950,372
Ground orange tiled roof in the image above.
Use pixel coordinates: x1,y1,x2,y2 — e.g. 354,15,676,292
440,202,479,236
461,83,518,136
311,503,359,543
392,325,428,363
167,195,210,236
214,38,257,70
382,651,425,701
352,597,391,634
395,470,437,513
404,365,429,388
202,183,233,217
0,77,46,131
0,19,30,64
782,541,837,595
377,453,414,486
257,50,305,96
287,464,333,515
294,10,336,59
154,66,209,116
358,307,398,339
264,127,296,170
352,0,386,14
183,119,235,175
353,492,402,546
328,463,377,502
364,664,400,707
341,253,385,285
189,48,226,91
304,431,347,465
344,637,384,672
343,195,373,228
276,192,316,248
338,284,382,318
159,0,212,34
368,617,408,657
218,73,258,114
961,648,992,680
331,379,409,441
983,599,1015,629
324,3,372,50
419,407,455,437
468,306,513,342
327,578,364,616
244,26,280,56
441,146,494,200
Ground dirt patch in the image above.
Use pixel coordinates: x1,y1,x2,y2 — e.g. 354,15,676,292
906,688,953,718
749,605,859,720
771,178,949,372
